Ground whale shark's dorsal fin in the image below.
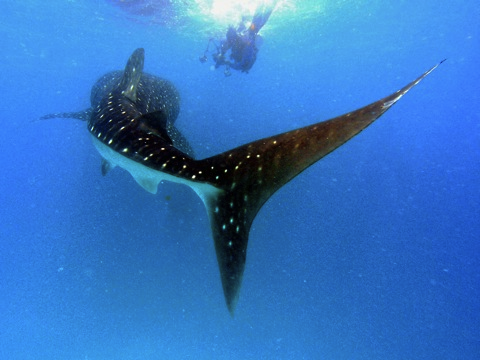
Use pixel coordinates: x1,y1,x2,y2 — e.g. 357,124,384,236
119,48,145,102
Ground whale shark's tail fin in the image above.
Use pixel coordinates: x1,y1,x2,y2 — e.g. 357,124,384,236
197,60,444,315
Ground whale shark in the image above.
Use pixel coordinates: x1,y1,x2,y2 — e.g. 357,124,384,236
45,48,442,315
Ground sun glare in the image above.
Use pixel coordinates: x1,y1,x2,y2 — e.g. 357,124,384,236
195,0,279,26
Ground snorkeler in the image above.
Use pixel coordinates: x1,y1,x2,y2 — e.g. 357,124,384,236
199,1,277,76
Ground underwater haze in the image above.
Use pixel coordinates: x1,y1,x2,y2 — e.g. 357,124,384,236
1,1,479,359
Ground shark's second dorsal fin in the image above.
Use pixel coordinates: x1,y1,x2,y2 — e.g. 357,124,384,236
119,48,145,102
137,110,173,145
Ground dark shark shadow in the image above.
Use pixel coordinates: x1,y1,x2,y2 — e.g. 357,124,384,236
41,70,195,159
54,48,443,316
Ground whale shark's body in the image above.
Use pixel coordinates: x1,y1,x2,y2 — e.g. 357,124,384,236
44,48,442,315
41,69,194,159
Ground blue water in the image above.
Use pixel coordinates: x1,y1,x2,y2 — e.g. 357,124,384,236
1,1,479,359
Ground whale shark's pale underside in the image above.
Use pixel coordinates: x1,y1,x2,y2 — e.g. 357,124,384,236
43,48,442,315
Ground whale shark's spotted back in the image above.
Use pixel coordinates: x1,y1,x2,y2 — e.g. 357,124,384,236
41,58,194,158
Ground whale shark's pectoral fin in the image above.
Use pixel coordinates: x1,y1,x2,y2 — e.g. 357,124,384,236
198,60,444,315
39,108,92,121
119,48,144,102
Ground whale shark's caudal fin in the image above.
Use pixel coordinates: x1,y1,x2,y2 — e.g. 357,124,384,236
197,60,445,315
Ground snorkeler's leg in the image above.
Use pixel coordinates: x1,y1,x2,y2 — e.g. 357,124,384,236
250,0,278,34
213,51,227,68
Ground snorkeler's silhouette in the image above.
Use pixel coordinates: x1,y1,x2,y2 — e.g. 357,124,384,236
200,2,276,76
